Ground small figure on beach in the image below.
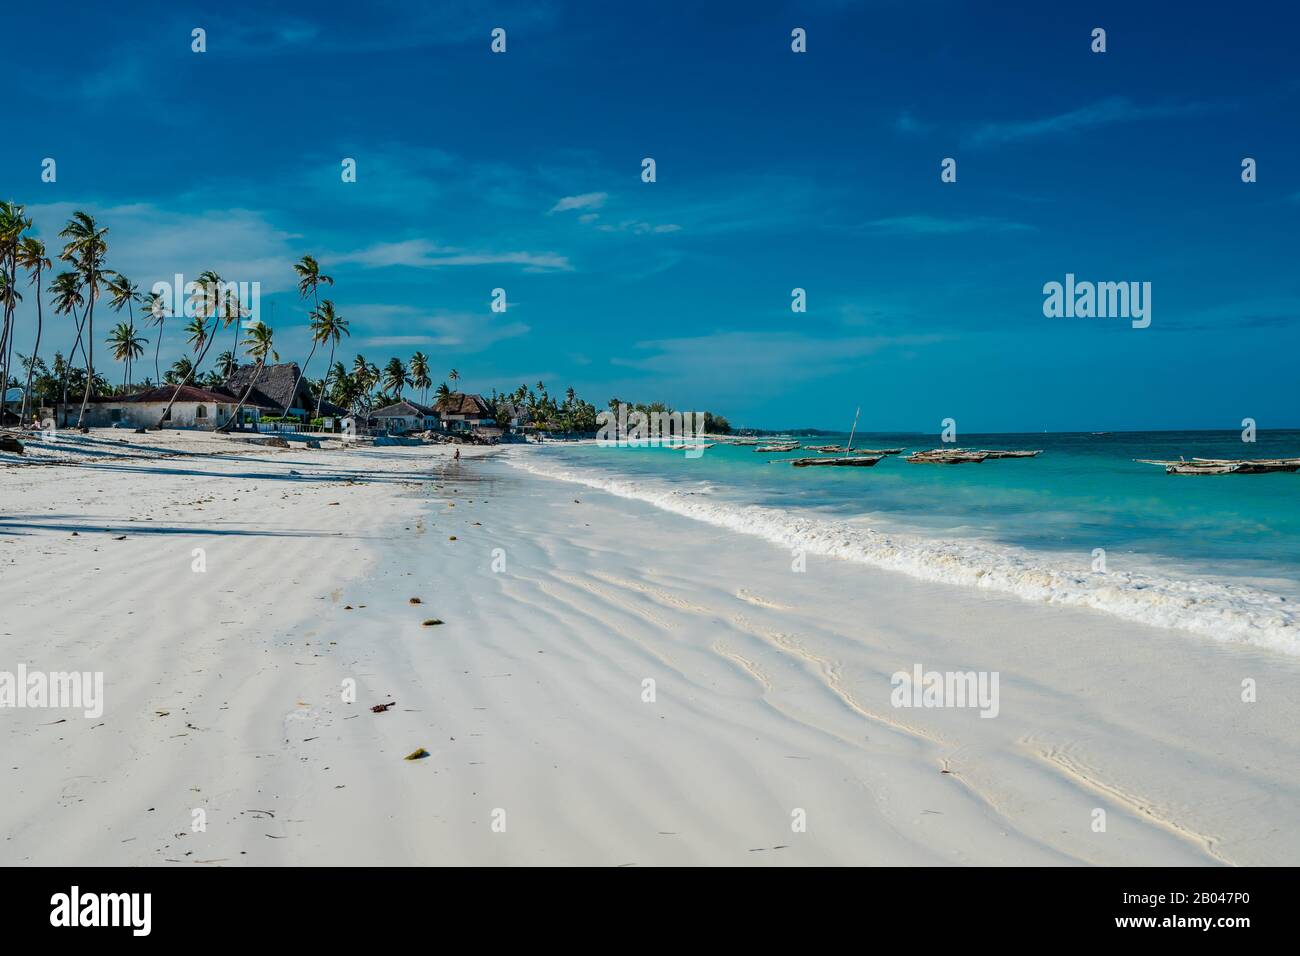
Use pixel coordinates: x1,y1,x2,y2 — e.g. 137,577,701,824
454,447,461,461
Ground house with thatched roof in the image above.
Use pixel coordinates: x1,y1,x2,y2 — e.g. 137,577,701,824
77,385,239,429
222,362,346,422
370,399,438,434
434,392,496,434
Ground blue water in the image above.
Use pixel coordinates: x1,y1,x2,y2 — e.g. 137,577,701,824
507,430,1300,650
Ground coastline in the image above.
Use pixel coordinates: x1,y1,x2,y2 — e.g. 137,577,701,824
2,435,1298,865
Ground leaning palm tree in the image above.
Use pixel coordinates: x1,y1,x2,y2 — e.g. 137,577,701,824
448,368,460,394
156,272,223,426
382,357,408,399
14,237,50,425
409,351,431,404
309,300,348,419
140,290,169,383
58,212,108,428
219,322,277,432
435,381,451,404
107,321,147,391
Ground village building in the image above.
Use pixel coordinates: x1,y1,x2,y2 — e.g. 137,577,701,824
434,392,497,435
75,385,239,429
56,363,348,431
369,399,439,434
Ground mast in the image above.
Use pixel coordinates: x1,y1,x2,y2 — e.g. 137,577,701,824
845,406,861,456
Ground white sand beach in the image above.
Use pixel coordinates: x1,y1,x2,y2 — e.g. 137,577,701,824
2,432,1298,866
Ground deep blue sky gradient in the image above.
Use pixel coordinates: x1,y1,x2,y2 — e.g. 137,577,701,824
3,0,1298,430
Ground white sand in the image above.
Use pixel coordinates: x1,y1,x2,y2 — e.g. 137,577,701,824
2,432,1298,865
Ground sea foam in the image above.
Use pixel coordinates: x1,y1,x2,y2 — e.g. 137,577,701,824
506,451,1300,655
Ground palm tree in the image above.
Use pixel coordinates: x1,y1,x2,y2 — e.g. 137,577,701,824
435,381,451,404
0,202,31,417
107,321,147,391
310,300,348,419
351,354,380,413
409,351,431,404
58,212,108,428
141,291,169,383
49,272,85,421
105,272,141,389
382,357,408,400
214,349,238,379
157,272,222,426
448,368,461,394
219,322,277,431
284,255,334,418
105,272,139,325
14,236,49,425
167,356,195,385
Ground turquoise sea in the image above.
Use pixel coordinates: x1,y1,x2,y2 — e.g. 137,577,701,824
507,430,1300,653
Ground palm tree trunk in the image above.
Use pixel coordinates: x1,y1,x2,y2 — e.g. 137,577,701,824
218,358,265,432
20,269,42,425
154,323,162,383
314,338,336,420
283,339,317,420
75,267,95,428
156,315,219,428
1,254,15,420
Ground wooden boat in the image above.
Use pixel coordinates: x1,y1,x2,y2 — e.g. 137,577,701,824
974,449,1042,459
814,446,903,455
1137,458,1238,475
906,449,988,464
1191,457,1300,474
755,444,800,453
1138,457,1299,475
788,455,882,468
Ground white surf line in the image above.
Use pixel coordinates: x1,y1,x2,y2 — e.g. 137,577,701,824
504,453,1300,655
1031,740,1230,865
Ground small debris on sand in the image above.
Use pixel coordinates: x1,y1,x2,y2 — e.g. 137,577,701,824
422,619,444,627
409,597,422,605
448,535,457,541
404,748,430,760
371,702,396,713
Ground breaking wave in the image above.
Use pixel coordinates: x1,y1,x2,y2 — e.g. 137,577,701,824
505,451,1300,655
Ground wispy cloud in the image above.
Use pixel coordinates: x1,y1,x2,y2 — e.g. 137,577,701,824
861,215,1033,236
967,96,1218,147
549,192,608,214
350,305,530,351
336,239,571,272
895,110,935,134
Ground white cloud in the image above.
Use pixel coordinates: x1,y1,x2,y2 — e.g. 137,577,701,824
335,238,571,272
549,192,608,214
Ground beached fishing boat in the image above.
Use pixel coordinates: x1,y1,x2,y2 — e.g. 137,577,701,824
789,455,883,468
755,444,800,452
975,449,1042,459
906,449,988,464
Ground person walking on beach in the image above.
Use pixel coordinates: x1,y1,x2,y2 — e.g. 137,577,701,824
454,447,460,462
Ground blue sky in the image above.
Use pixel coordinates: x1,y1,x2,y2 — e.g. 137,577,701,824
4,0,1298,430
